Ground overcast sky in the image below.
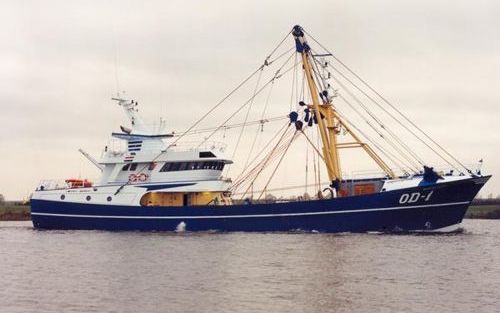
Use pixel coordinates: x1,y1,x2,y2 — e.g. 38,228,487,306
1,0,499,200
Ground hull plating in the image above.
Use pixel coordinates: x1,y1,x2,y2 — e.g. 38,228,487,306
31,176,489,232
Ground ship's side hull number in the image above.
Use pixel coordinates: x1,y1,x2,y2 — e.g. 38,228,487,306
399,191,433,204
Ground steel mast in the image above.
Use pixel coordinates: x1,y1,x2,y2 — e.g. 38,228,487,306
292,25,395,190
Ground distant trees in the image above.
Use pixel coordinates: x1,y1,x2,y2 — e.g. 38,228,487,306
0,194,4,205
473,196,500,205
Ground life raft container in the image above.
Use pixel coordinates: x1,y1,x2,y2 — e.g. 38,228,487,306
65,179,93,188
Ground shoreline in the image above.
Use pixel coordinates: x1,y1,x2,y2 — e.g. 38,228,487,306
0,205,31,221
1,204,500,222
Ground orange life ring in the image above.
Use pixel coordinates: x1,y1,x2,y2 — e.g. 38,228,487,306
138,173,148,182
128,174,137,182
129,173,148,183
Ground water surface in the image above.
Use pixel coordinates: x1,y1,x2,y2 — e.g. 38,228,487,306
1,220,499,313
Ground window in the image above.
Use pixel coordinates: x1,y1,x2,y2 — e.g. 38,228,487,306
122,164,130,171
159,161,226,172
170,163,181,171
199,151,216,158
160,163,171,172
130,163,138,171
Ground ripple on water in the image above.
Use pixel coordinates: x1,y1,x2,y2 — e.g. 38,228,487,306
0,219,499,313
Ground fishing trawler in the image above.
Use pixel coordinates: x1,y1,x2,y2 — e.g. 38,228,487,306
31,25,490,232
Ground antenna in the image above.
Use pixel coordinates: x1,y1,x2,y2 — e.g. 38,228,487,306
111,19,121,98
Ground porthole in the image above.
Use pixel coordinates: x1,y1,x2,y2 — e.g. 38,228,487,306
86,195,91,201
93,188,98,192
60,194,65,200
107,196,112,202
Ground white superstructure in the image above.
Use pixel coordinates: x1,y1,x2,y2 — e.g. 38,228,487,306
32,97,233,207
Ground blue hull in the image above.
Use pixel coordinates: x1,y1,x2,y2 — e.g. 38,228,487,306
31,176,489,232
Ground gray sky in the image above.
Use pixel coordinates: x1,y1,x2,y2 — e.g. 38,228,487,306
1,0,500,200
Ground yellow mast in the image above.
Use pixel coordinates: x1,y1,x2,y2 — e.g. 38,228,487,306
292,25,395,190
300,53,340,182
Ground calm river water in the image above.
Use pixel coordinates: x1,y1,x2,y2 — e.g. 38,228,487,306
1,220,499,313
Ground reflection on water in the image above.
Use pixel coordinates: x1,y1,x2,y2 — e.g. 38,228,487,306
0,220,499,313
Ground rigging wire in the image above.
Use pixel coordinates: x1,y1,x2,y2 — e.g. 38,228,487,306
316,129,321,192
237,125,293,198
168,34,293,150
241,52,296,171
305,30,470,173
334,84,424,170
327,63,427,165
232,128,296,190
226,67,265,176
310,55,426,168
243,81,275,171
258,130,299,199
305,136,309,195
196,51,298,148
336,94,421,172
334,108,414,176
173,116,287,137
113,32,294,195
327,62,463,173
290,52,297,111
167,66,263,149
233,121,289,185
266,30,293,61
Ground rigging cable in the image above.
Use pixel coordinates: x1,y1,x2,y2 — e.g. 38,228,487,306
258,130,299,199
290,52,298,111
240,52,297,166
197,51,298,148
311,55,426,168
238,125,293,199
300,129,326,162
232,121,289,185
305,31,470,173
336,94,420,173
168,33,292,150
173,116,287,137
233,128,297,190
113,32,293,195
305,135,309,195
327,62,463,173
226,67,265,176
243,74,276,170
334,108,414,176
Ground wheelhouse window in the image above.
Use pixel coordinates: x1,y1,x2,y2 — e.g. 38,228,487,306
199,151,216,158
159,161,225,172
130,163,138,171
